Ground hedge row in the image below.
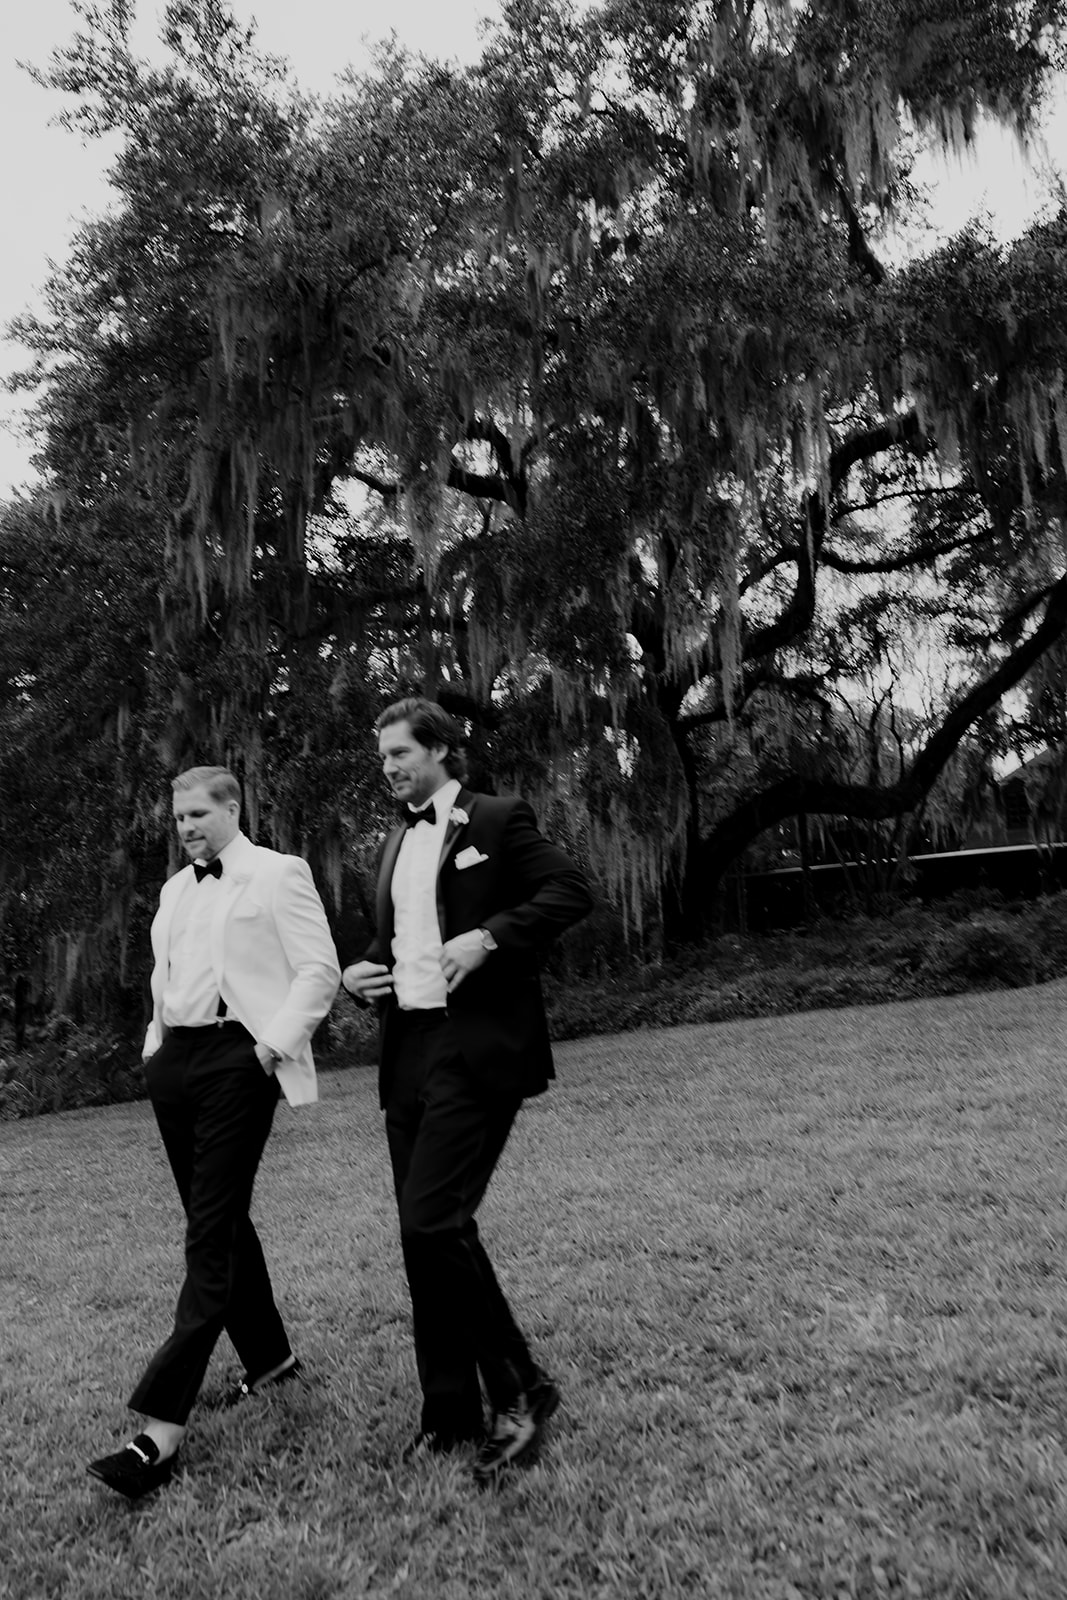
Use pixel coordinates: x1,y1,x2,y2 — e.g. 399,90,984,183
3,890,1066,1118
543,890,1067,1040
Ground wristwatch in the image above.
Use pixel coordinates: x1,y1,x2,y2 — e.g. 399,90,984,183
478,927,498,952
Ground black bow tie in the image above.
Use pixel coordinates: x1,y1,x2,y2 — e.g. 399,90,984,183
404,808,434,829
193,858,223,882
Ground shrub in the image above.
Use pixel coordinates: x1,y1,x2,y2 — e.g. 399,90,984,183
918,914,1037,994
1025,894,1067,981
846,906,940,975
938,886,1007,921
318,1000,379,1071
0,1023,143,1119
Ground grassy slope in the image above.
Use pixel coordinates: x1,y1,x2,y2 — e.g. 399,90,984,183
3,982,1067,1599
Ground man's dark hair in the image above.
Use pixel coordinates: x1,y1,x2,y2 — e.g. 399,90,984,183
376,697,469,782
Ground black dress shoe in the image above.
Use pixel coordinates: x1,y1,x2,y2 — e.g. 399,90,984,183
472,1396,538,1484
527,1369,561,1427
222,1356,303,1407
472,1371,561,1486
86,1434,178,1500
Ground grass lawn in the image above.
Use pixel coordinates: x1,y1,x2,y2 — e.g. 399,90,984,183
3,983,1067,1599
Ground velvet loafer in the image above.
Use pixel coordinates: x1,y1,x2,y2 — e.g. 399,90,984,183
86,1434,178,1500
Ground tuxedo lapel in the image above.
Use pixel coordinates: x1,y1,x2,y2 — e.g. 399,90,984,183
436,788,476,934
438,790,474,869
209,835,259,985
377,825,406,950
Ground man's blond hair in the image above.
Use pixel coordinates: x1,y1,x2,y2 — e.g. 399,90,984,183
172,766,241,806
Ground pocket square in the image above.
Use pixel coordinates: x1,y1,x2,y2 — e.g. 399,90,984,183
455,846,489,870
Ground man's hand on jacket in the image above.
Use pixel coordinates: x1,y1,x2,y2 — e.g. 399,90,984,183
440,931,490,993
342,961,395,1003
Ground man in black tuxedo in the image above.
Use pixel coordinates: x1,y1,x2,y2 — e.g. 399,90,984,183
342,697,592,1483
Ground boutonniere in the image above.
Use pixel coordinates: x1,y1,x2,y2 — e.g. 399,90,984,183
449,806,470,826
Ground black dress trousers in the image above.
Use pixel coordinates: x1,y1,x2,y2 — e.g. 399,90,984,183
128,1024,291,1424
383,1010,538,1439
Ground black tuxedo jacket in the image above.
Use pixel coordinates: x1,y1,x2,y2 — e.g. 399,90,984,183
362,787,592,1104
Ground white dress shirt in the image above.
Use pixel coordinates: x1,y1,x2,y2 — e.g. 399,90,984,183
161,835,243,1027
391,778,461,1011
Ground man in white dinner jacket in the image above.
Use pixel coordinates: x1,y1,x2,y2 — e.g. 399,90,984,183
87,766,340,1500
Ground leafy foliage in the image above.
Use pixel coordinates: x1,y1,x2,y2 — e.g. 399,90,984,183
4,0,1067,1048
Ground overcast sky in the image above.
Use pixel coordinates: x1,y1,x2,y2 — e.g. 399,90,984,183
2,0,1064,498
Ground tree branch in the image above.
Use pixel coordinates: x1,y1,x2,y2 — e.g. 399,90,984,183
348,467,400,501
737,410,930,658
678,671,834,729
694,569,1067,885
459,416,527,514
748,526,988,581
446,462,518,506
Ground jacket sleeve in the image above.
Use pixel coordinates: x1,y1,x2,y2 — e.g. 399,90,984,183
143,873,179,1059
261,858,342,1058
481,800,593,952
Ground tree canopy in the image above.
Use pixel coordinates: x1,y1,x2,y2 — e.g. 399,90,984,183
4,0,1067,1041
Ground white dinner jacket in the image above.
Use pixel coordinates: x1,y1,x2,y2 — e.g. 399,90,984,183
144,832,341,1106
